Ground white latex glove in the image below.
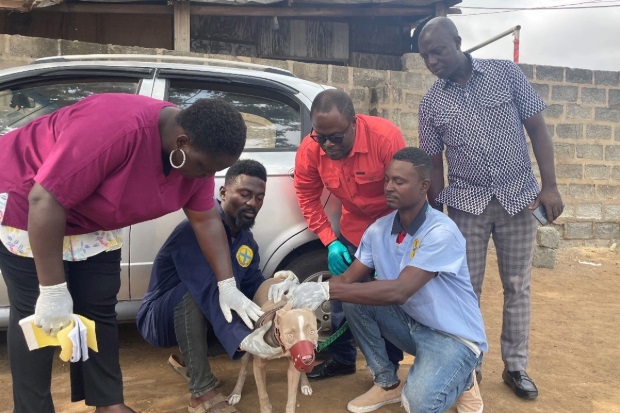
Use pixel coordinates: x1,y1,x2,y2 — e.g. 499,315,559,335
285,281,330,311
268,270,300,302
239,321,284,358
34,282,73,337
218,278,263,329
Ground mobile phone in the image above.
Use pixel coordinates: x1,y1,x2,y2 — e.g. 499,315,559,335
532,205,549,225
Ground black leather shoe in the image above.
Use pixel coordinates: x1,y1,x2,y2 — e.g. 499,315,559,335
502,369,539,400
307,357,356,381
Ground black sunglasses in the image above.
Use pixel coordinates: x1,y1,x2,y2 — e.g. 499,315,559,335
309,120,353,145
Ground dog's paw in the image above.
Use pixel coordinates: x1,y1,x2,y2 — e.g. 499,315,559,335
228,393,242,405
301,384,313,396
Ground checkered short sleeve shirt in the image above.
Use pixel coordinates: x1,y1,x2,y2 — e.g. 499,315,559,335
419,56,546,216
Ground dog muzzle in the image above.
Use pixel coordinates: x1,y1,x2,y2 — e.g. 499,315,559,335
289,340,316,373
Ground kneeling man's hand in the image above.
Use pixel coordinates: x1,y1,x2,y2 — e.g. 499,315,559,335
218,278,264,329
285,281,330,311
239,321,283,358
268,270,300,302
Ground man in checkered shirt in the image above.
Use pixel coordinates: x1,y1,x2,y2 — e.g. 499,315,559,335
418,17,564,401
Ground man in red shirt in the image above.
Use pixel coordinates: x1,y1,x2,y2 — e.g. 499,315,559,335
294,89,405,392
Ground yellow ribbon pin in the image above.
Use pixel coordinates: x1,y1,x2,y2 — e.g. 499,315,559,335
410,239,420,259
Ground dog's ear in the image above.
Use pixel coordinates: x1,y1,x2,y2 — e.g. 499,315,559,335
275,302,293,329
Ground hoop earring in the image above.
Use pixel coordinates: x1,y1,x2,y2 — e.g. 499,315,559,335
169,148,186,169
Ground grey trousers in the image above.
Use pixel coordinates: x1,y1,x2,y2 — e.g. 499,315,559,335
449,197,537,371
173,293,222,399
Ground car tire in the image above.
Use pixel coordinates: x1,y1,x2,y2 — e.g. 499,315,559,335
283,248,330,282
283,249,332,342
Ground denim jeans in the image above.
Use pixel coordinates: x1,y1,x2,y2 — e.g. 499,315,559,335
343,302,481,413
174,293,221,398
329,235,403,367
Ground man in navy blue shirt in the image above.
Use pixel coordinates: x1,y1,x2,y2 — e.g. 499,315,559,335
137,159,286,413
418,17,564,400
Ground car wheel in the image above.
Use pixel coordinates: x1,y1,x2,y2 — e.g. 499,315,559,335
282,249,332,342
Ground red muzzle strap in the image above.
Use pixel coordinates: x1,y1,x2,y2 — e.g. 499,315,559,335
289,340,316,373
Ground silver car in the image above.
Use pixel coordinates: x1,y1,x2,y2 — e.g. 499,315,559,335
0,55,338,339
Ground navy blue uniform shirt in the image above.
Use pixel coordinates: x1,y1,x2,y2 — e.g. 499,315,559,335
136,202,264,358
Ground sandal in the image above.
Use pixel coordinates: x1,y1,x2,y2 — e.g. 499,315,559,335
168,354,222,388
168,354,190,382
188,393,239,413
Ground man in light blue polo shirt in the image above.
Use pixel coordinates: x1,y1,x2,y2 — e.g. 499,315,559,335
282,147,487,413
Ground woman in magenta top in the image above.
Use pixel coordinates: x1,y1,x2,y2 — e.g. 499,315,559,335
0,93,261,413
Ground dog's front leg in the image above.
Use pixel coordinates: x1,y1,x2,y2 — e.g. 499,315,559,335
299,372,312,396
253,356,272,413
228,352,251,405
285,360,302,413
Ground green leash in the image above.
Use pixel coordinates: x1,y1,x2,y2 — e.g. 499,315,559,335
317,321,349,353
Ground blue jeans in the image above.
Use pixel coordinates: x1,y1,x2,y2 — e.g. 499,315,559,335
343,303,481,413
329,235,403,367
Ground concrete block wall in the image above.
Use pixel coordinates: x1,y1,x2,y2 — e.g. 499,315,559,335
522,65,620,248
0,34,618,246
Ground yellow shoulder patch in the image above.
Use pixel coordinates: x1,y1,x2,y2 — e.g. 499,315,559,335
236,245,254,267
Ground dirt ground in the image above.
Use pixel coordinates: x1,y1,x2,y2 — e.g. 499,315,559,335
1,246,619,413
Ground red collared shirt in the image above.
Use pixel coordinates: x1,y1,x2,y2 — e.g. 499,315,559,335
294,114,406,247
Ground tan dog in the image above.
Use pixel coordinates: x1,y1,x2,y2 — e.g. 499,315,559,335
228,276,318,413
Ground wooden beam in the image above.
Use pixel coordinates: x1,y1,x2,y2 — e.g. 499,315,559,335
0,0,33,12
43,3,172,14
40,2,434,18
190,5,435,17
174,0,190,52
